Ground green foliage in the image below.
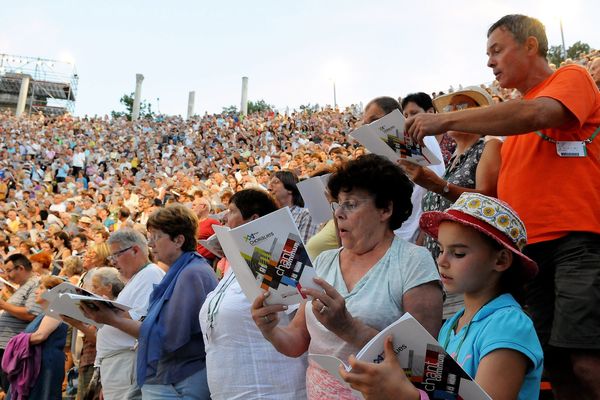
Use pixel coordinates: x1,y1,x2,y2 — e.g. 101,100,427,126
547,41,592,66
547,45,564,67
222,105,238,114
247,99,274,114
566,41,591,60
111,92,154,120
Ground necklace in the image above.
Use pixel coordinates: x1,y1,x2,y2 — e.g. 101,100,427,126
204,271,237,343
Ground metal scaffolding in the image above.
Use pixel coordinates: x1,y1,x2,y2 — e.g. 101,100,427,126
0,54,78,116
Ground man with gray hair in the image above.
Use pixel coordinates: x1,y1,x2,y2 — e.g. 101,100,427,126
407,14,600,399
95,229,165,400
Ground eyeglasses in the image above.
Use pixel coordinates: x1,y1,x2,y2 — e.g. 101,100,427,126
107,246,133,262
331,198,372,214
442,103,474,113
147,232,168,244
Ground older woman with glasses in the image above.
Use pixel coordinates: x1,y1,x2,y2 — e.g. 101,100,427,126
81,204,218,400
398,86,502,319
251,154,443,400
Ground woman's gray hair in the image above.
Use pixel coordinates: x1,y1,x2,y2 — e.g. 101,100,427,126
107,228,149,257
91,267,125,299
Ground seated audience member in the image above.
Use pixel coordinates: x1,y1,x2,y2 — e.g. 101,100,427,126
59,256,84,285
192,196,221,264
29,251,53,275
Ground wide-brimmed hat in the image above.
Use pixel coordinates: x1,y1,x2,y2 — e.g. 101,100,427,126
79,216,93,224
433,86,493,113
419,192,538,281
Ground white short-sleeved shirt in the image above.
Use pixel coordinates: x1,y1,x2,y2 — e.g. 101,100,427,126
199,269,307,400
306,236,440,362
95,263,165,360
72,152,86,168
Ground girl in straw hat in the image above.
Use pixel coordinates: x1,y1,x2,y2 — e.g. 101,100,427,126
341,193,543,400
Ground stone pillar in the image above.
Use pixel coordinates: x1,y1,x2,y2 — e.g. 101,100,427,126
132,73,144,121
240,76,249,116
187,91,195,120
15,75,31,117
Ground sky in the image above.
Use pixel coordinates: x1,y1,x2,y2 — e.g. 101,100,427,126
1,0,598,117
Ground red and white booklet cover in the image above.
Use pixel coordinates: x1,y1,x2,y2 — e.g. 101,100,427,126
310,312,491,400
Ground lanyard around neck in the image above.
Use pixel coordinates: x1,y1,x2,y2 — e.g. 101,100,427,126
442,297,495,357
442,311,473,357
535,125,600,144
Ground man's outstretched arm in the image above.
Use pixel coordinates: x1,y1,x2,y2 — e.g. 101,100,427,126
407,96,577,144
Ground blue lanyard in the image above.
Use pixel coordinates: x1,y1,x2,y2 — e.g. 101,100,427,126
442,312,473,357
442,298,494,356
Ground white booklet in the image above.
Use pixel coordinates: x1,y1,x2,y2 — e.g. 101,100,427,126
213,207,321,306
297,174,332,226
198,234,225,258
42,282,130,328
350,109,441,166
0,276,17,290
309,313,491,400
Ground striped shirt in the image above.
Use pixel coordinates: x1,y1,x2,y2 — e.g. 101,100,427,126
0,276,42,349
289,205,318,244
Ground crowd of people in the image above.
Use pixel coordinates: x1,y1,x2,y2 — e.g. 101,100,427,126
0,13,598,400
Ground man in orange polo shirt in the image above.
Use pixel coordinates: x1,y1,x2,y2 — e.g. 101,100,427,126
406,14,600,400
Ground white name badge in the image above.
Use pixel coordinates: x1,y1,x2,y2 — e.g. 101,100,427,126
556,141,587,157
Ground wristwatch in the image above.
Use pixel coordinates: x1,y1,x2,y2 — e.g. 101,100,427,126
442,181,450,194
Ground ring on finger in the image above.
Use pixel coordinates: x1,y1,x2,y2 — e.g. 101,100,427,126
319,305,328,314
263,315,270,323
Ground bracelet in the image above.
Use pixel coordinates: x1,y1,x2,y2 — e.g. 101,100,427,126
417,389,430,400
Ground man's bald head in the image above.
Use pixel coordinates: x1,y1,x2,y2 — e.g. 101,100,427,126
192,196,211,219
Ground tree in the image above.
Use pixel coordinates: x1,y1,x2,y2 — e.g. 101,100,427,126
547,41,593,66
111,92,154,120
566,41,591,60
547,45,564,67
247,99,274,114
222,105,238,114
